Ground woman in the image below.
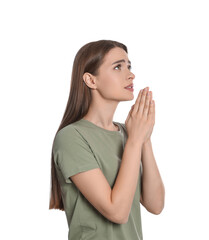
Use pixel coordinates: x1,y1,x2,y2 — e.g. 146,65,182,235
49,39,165,240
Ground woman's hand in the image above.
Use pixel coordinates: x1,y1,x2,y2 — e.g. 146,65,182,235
125,87,155,145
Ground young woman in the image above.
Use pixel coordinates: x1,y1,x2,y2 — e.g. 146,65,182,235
49,40,165,240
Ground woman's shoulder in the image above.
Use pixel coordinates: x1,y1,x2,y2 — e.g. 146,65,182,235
54,123,84,146
56,124,77,137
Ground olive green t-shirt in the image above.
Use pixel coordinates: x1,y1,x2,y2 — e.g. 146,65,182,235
53,118,143,240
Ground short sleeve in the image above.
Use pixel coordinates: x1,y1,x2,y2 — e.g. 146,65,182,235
53,126,100,184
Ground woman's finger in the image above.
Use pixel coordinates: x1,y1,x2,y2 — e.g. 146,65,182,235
132,89,143,115
148,93,155,121
138,87,149,116
143,91,151,117
126,104,135,123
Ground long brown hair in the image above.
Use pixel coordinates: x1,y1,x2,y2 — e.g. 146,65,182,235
49,39,128,210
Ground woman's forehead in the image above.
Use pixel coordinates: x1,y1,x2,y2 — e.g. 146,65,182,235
103,48,129,65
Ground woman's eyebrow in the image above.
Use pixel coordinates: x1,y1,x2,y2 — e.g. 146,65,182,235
112,59,131,65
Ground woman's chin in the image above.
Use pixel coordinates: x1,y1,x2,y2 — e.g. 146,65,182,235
120,94,134,101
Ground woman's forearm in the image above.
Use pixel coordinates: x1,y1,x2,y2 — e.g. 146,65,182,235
140,139,165,214
111,137,143,223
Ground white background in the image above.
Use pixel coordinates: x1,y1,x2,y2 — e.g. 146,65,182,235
0,0,209,239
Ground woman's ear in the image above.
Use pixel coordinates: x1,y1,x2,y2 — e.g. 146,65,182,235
83,72,97,89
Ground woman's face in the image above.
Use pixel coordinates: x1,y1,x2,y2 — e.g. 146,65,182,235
95,47,135,101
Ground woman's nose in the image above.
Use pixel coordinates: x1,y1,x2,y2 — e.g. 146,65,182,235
128,71,135,80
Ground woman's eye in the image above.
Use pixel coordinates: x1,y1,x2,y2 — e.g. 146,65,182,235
114,64,132,70
114,64,121,70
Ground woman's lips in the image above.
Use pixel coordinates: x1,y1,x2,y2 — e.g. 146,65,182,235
125,87,134,92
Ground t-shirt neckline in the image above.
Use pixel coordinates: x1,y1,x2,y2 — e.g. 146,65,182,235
80,118,122,134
